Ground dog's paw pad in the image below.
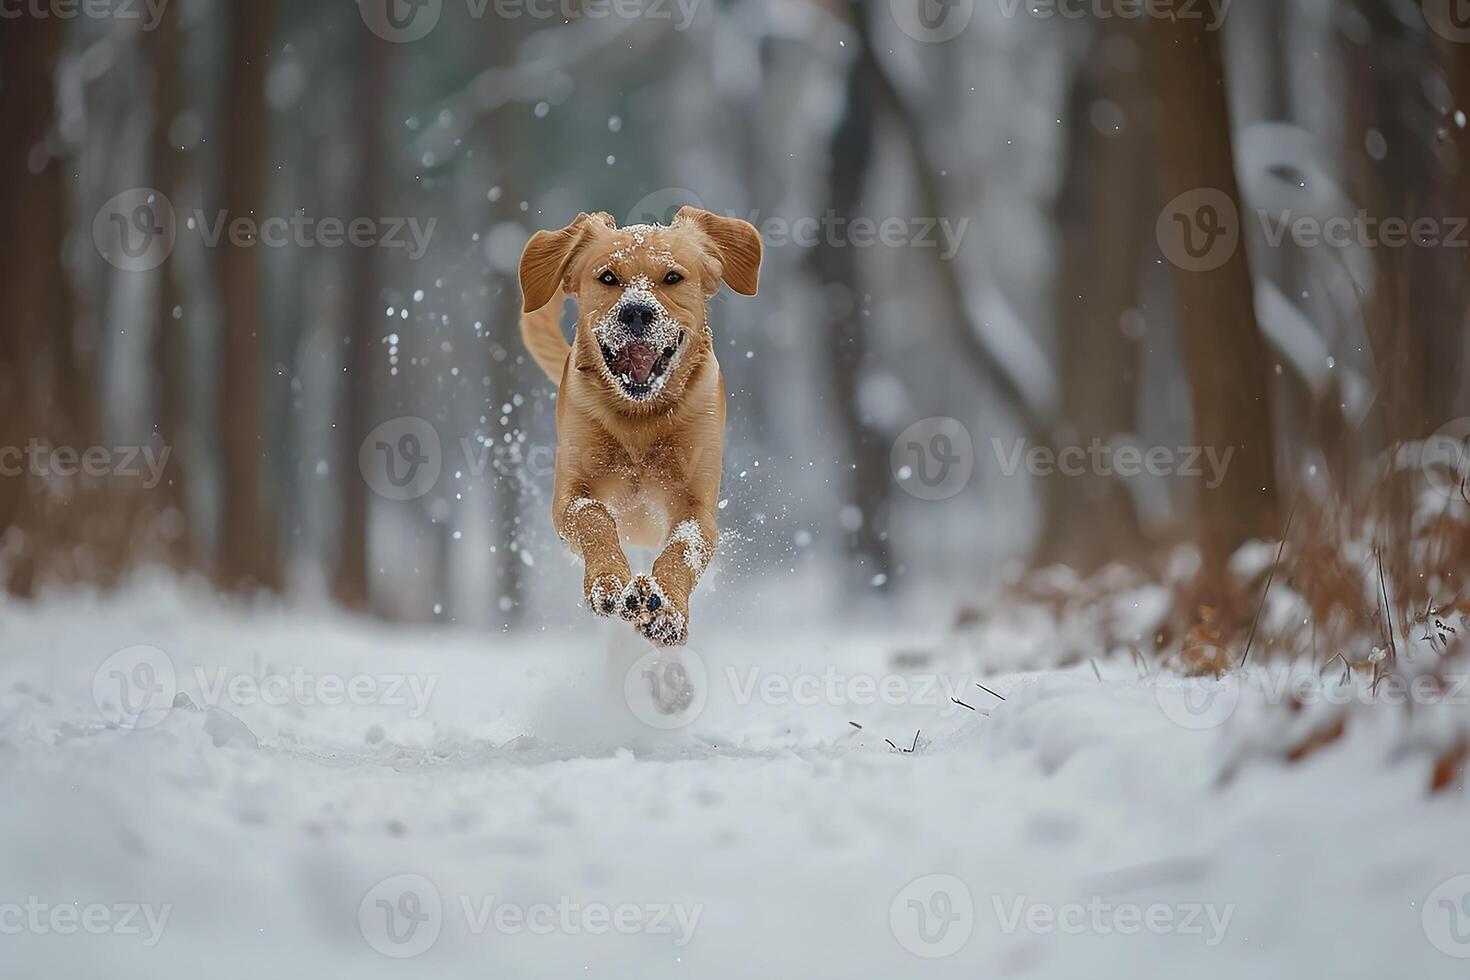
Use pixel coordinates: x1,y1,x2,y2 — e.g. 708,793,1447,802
617,578,647,622
639,606,689,647
621,576,686,645
586,573,627,618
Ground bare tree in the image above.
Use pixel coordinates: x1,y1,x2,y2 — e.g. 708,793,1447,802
1037,18,1151,571
1148,11,1278,608
482,13,527,624
334,29,391,610
812,40,893,583
0,18,92,594
215,1,280,591
1443,28,1470,410
150,0,190,563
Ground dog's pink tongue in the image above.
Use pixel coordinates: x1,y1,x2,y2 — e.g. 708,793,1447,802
623,341,658,384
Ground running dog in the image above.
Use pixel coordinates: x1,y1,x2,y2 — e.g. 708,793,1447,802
518,207,762,646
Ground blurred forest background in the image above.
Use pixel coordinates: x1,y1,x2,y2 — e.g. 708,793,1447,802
1,0,1467,663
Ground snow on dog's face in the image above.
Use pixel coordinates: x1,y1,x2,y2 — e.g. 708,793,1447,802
591,254,691,402
519,208,762,411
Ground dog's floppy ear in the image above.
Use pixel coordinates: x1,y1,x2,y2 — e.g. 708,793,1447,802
519,212,615,313
675,206,762,297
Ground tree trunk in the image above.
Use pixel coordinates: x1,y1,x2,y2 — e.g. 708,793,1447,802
812,44,893,584
484,16,527,625
333,31,390,610
1148,12,1278,605
0,18,76,595
1343,6,1436,444
215,1,280,591
151,0,189,562
1432,26,1470,416
1036,18,1149,571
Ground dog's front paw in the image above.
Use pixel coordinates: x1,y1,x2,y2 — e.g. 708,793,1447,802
620,575,689,646
585,571,629,618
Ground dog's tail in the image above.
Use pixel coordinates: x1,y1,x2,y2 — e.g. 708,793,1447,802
520,287,572,384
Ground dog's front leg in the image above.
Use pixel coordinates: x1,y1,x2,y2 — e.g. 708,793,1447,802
556,496,633,618
625,507,717,647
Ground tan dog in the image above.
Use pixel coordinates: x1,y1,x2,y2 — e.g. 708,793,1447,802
518,207,762,646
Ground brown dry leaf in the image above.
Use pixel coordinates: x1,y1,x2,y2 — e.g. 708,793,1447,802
1285,716,1347,764
1431,742,1468,794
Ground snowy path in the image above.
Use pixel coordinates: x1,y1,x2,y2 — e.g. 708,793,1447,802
2,584,1467,978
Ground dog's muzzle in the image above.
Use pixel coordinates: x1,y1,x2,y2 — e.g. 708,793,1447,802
595,288,687,401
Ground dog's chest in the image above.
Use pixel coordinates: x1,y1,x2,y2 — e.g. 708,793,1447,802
588,445,683,547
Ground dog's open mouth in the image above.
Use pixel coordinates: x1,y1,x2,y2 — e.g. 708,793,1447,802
600,330,683,399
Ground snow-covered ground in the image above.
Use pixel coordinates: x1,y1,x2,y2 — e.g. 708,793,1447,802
2,580,1468,979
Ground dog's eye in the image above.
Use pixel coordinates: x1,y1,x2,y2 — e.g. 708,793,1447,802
663,271,684,285
598,271,620,287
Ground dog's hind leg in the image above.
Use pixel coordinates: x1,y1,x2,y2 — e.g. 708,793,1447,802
623,507,717,647
556,496,633,618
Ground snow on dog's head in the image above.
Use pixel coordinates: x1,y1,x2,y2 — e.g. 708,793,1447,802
519,208,762,410
593,274,688,402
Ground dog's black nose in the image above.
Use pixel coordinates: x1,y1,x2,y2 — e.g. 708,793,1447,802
618,303,657,336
